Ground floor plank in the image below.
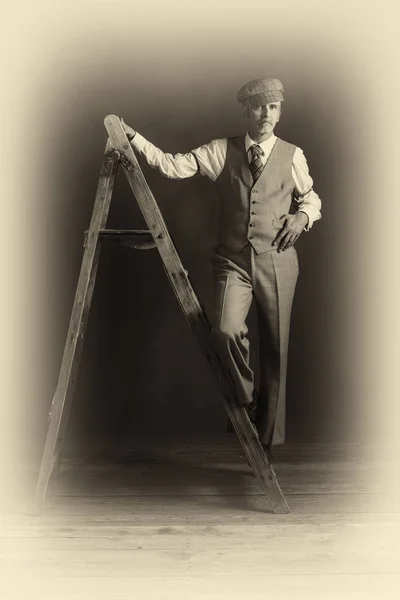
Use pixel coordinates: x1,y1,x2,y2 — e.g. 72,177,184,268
1,440,399,599
2,574,400,600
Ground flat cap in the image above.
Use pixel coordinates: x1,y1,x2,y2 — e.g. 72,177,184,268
237,78,284,106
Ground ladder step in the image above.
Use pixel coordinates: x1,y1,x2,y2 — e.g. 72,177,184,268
84,229,156,250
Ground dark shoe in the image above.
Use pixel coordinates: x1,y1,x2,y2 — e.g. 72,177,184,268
227,390,258,432
246,398,257,423
262,444,274,462
226,417,235,433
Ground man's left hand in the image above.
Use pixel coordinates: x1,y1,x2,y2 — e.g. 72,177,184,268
273,212,309,252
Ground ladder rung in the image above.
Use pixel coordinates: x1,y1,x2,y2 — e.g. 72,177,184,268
84,229,156,250
100,228,151,236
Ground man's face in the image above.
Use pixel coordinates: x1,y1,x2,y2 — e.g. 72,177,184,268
245,102,281,137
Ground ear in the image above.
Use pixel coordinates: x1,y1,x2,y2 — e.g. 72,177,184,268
242,102,249,119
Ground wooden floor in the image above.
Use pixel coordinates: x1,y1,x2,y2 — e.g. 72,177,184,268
1,439,399,599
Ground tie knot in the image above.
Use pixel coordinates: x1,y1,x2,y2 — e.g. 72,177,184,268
251,144,263,158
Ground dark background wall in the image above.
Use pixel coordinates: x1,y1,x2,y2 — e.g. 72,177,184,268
20,3,379,448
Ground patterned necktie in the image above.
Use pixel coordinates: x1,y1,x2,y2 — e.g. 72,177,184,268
249,144,264,182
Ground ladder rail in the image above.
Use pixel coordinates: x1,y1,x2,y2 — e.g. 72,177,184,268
33,141,119,514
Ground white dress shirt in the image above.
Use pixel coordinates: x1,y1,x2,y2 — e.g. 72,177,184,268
131,132,322,229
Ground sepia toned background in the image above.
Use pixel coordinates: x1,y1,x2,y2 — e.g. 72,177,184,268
2,1,384,449
2,0,399,466
1,0,400,598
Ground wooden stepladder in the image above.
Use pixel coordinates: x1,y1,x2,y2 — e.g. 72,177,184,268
33,116,290,515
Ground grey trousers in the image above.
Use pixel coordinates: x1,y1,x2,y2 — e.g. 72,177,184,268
211,243,299,447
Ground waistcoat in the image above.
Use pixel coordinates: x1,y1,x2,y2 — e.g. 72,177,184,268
215,136,297,254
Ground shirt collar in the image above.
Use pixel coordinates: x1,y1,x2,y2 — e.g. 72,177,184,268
245,132,277,155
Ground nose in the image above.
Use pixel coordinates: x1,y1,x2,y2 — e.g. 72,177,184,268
261,105,269,117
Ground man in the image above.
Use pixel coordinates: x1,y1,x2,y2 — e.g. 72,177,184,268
122,77,321,458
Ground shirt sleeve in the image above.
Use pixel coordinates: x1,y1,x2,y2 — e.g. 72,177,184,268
292,147,322,231
131,133,226,181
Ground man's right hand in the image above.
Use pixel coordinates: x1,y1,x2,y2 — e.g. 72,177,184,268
121,118,136,141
